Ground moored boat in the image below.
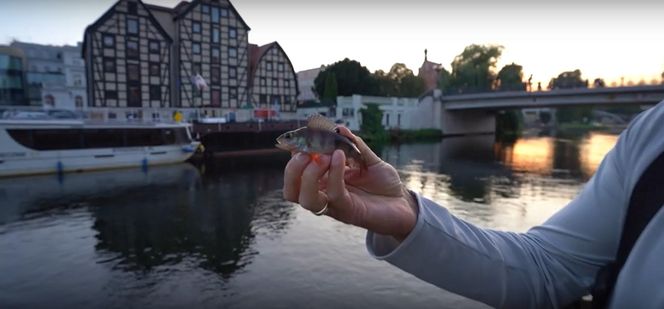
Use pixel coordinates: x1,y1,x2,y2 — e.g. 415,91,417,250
0,110,200,177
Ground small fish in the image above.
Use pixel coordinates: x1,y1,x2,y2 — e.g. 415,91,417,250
276,115,367,170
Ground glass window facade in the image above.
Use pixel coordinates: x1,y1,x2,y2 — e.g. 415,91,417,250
0,54,26,105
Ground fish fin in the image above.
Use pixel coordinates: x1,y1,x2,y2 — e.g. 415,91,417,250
311,152,322,166
307,114,336,132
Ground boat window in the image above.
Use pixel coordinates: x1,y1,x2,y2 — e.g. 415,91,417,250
83,129,125,148
125,129,164,147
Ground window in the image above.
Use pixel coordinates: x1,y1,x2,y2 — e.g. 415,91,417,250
211,89,220,106
211,47,220,64
192,42,201,54
192,21,201,33
103,58,115,73
284,79,290,88
230,87,237,99
193,62,202,75
229,27,237,39
128,2,138,14
229,47,237,58
127,18,139,35
150,85,161,101
192,85,201,97
260,78,266,86
211,66,220,84
128,86,141,107
201,4,209,13
103,34,114,47
75,96,83,108
44,95,55,107
229,66,237,78
266,61,273,71
211,7,220,23
272,78,278,87
105,90,118,99
271,95,281,105
126,40,139,59
127,63,140,83
149,62,160,76
221,8,228,17
149,40,160,54
74,74,83,86
278,62,285,72
259,94,267,104
212,28,220,43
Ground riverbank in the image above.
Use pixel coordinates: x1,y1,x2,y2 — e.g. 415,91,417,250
359,128,443,143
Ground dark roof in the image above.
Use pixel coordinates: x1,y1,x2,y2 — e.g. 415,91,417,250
248,42,300,97
82,0,173,58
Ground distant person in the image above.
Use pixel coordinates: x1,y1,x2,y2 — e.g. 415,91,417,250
538,82,542,91
282,101,664,308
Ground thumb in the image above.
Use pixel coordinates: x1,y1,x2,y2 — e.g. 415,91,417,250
326,150,350,208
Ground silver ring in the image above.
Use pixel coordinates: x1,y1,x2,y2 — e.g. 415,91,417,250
313,202,329,216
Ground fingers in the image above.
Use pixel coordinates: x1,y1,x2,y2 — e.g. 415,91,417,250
283,153,310,202
298,155,331,213
336,126,381,166
326,150,348,205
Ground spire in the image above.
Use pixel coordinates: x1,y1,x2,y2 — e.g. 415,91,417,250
424,49,428,61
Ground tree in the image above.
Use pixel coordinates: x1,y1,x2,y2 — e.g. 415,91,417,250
359,103,387,141
447,44,503,94
322,72,338,102
314,58,379,97
548,69,587,90
496,63,526,91
437,68,452,93
399,75,426,97
373,69,398,96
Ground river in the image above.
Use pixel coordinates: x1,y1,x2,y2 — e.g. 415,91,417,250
0,132,619,308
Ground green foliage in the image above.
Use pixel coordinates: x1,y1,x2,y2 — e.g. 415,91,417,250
359,104,388,141
437,68,452,93
548,69,588,90
555,107,594,124
444,44,503,94
372,63,425,97
322,73,338,101
389,129,442,143
495,110,522,140
314,58,378,97
496,63,526,91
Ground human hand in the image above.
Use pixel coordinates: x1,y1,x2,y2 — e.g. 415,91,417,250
283,127,418,241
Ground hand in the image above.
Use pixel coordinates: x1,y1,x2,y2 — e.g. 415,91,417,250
283,127,418,241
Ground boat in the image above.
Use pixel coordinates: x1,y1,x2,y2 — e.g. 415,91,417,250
0,109,201,177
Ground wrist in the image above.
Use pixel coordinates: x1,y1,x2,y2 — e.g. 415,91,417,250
394,186,419,241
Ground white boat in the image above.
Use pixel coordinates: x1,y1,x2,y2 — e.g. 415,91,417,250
0,110,201,177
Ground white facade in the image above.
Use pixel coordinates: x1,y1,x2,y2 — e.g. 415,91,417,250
335,93,439,131
10,41,87,110
296,67,321,102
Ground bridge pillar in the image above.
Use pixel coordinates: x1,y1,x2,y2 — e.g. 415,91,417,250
440,108,496,136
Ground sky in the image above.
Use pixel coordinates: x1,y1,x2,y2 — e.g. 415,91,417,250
1,0,663,87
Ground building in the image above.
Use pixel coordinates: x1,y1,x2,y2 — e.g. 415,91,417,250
249,42,298,113
0,46,28,106
296,67,321,102
83,0,299,120
10,41,87,109
336,94,438,131
418,49,442,92
82,0,172,111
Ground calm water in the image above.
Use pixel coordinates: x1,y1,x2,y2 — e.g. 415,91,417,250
0,132,618,308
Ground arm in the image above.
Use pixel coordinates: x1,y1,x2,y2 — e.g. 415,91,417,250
367,114,656,308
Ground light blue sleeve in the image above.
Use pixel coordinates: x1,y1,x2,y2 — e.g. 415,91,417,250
365,105,664,308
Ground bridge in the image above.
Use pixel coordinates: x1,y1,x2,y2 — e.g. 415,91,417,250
424,85,664,135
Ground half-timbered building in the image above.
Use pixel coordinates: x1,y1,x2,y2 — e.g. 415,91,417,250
83,0,299,119
83,0,172,110
249,42,299,113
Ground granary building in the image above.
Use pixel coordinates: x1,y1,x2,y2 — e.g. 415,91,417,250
83,0,299,120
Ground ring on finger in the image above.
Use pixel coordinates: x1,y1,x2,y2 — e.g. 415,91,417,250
313,201,329,216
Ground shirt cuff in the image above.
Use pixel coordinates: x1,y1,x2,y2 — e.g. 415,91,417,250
365,191,427,259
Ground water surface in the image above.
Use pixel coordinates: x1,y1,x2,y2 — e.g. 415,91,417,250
0,132,618,308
